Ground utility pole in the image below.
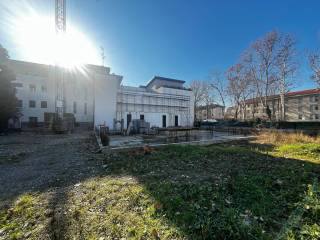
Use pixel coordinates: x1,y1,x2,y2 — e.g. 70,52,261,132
55,0,66,119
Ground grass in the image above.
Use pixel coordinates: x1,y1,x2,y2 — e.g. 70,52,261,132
62,141,319,239
276,143,320,162
1,131,319,239
0,193,49,239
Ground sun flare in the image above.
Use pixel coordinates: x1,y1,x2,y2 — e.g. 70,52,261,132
2,2,100,69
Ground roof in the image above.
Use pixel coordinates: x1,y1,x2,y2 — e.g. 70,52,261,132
245,88,320,104
145,76,185,88
286,88,320,96
197,104,225,110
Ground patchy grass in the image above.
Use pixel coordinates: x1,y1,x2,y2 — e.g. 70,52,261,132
276,143,320,162
59,143,320,239
1,134,320,239
0,193,49,240
66,178,183,239
255,130,320,145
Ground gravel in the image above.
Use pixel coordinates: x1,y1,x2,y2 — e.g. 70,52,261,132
0,130,103,205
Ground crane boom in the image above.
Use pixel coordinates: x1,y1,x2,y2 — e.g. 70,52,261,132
55,0,66,33
55,0,66,119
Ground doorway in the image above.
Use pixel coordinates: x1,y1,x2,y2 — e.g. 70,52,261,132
175,115,178,127
162,115,166,128
127,114,132,128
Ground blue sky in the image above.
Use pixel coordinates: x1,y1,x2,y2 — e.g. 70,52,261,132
0,0,319,89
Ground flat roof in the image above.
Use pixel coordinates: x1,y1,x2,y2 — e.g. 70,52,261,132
145,76,185,88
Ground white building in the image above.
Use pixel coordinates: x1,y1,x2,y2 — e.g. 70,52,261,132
7,60,194,130
116,77,194,129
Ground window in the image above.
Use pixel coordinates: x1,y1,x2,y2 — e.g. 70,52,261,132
298,97,303,104
298,106,303,112
310,105,318,112
41,101,47,108
73,101,77,114
310,95,319,103
29,100,36,108
298,114,302,120
41,85,47,92
17,100,23,108
315,114,319,120
29,84,36,92
84,103,87,115
140,114,144,120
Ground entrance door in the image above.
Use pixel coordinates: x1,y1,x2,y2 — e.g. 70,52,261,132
175,115,178,127
127,114,132,128
162,115,166,128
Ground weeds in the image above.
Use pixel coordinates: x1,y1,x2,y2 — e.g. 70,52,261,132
255,131,320,145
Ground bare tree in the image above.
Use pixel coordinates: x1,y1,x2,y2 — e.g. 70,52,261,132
209,70,228,117
227,63,253,120
250,30,279,110
309,52,320,87
276,34,298,120
202,83,216,119
190,80,208,120
237,30,298,121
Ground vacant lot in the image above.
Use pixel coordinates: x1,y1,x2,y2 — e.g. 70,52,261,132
0,131,319,239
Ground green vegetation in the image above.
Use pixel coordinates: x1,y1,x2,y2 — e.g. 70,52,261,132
0,44,18,132
276,143,320,162
1,132,319,239
0,194,48,239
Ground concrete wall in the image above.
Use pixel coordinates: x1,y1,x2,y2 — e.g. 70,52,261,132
94,72,122,129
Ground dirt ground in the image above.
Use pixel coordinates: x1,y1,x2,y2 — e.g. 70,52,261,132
0,130,103,205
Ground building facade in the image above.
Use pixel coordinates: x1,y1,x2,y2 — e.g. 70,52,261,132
116,77,194,128
7,60,194,129
195,104,225,121
226,89,320,121
7,60,117,128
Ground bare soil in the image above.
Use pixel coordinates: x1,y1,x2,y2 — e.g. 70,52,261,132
0,130,103,205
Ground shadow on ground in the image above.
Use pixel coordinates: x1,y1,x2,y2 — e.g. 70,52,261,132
0,133,319,239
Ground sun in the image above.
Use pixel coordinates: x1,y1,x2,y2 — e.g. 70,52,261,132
2,2,101,69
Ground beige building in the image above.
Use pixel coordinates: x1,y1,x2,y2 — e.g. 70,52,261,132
227,89,320,121
195,104,225,121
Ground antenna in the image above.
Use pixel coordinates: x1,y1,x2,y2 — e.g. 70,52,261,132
100,46,105,66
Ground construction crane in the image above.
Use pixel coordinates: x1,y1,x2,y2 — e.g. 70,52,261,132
55,0,66,120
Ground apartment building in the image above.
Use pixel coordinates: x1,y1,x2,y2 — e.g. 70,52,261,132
7,60,194,129
195,104,225,120
227,89,320,121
